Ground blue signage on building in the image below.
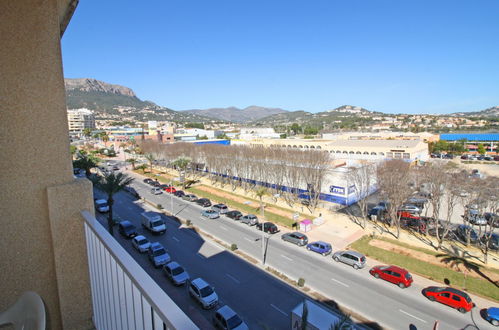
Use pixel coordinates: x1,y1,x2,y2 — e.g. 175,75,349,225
330,185,345,195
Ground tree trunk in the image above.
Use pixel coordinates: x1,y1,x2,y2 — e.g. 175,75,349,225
107,197,114,236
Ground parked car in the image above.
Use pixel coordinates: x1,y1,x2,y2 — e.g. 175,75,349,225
398,204,422,214
173,190,185,197
94,199,109,213
141,212,166,235
163,261,189,286
281,232,308,246
164,186,176,193
369,265,413,288
212,203,229,214
484,307,499,326
182,194,198,202
485,212,499,227
455,224,479,244
428,227,456,240
225,210,243,220
240,214,258,226
132,235,151,253
399,212,427,233
151,180,161,187
143,178,154,185
332,250,366,269
148,242,170,268
118,220,138,238
212,305,248,330
422,286,475,313
196,198,212,207
151,187,163,195
306,241,332,256
467,211,487,226
480,233,499,251
484,156,493,161
494,155,499,161
125,186,140,198
202,210,220,219
256,222,279,234
189,278,218,309
406,196,428,208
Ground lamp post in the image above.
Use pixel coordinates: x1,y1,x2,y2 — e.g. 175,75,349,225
260,199,265,264
170,179,174,216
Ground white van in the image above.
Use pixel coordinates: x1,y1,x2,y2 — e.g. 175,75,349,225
141,212,166,234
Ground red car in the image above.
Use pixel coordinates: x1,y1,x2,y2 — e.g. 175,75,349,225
369,265,413,288
161,186,177,193
422,286,475,313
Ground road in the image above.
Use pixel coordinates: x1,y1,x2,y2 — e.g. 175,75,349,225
98,162,496,329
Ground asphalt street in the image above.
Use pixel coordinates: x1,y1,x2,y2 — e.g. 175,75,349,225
96,161,496,329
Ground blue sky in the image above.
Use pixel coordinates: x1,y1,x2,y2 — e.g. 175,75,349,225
62,1,499,114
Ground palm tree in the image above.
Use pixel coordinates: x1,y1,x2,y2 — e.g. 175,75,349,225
254,187,268,219
144,153,155,173
93,172,134,236
73,154,99,176
171,157,191,188
127,158,137,170
437,251,477,290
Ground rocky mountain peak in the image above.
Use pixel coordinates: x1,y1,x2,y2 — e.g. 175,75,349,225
65,78,136,97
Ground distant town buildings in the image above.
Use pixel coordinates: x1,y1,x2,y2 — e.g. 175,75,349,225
239,127,280,139
67,108,95,137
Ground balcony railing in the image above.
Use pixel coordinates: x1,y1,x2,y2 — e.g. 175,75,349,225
82,211,197,330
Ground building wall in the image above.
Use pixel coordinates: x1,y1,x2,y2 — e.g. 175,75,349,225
0,1,93,328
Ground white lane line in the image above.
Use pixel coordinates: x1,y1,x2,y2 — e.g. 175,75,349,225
399,309,427,323
220,225,228,231
330,278,349,287
197,253,206,259
244,237,253,242
270,304,288,317
172,236,180,242
281,254,293,261
225,273,240,284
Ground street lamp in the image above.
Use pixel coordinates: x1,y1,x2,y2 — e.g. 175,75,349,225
170,179,174,216
260,200,265,264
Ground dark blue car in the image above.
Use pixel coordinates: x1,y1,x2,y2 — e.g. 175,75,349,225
485,307,499,326
306,241,332,256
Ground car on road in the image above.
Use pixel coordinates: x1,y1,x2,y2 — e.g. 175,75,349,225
173,190,185,197
94,199,109,213
455,224,479,244
225,210,243,220
212,305,248,330
162,186,176,193
422,286,474,313
480,233,499,251
148,242,170,268
256,222,279,234
143,178,154,185
202,210,220,219
306,241,332,256
484,307,499,326
182,194,198,202
132,235,151,253
118,220,138,238
189,278,218,309
485,212,499,227
281,232,308,246
240,214,258,226
332,250,366,269
212,203,229,214
196,198,212,207
369,265,413,288
398,204,422,214
467,211,487,226
163,261,190,286
151,187,163,195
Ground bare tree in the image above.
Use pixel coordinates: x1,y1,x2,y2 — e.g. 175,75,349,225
346,163,376,228
376,159,414,239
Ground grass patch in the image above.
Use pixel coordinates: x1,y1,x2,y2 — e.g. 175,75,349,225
350,236,499,302
186,186,297,227
376,236,440,256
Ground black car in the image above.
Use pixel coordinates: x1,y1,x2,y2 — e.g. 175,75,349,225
195,198,212,207
118,220,138,238
125,186,140,198
173,190,185,197
428,227,456,240
480,233,499,251
143,178,154,184
225,210,243,220
256,222,280,234
485,213,498,227
151,180,161,187
455,225,478,244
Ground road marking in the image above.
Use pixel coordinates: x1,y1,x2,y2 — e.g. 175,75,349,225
244,237,253,242
330,278,349,287
196,253,206,259
225,273,240,284
280,254,293,261
270,304,288,317
399,309,427,323
172,236,180,242
220,225,228,231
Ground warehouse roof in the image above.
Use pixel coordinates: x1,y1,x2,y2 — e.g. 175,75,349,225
440,133,499,142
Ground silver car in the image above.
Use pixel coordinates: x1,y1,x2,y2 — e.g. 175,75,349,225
213,305,249,330
132,235,151,253
240,214,258,226
164,261,190,286
212,203,229,214
281,232,309,246
189,278,218,309
332,250,366,269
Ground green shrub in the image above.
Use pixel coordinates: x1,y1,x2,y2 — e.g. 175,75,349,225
157,204,163,209
230,243,238,251
297,278,305,287
186,220,192,226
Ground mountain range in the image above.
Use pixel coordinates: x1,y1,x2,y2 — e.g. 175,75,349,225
65,78,498,124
